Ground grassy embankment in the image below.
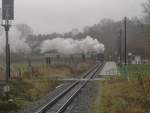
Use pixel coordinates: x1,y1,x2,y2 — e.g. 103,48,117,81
0,61,94,113
92,64,150,113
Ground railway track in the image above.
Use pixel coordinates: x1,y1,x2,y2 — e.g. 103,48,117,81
33,62,104,113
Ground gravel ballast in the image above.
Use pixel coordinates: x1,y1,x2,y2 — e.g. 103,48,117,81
64,81,100,113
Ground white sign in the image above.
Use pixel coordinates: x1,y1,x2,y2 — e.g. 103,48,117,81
3,85,10,93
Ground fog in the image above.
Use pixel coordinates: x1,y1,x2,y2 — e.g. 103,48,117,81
6,0,146,34
0,0,146,55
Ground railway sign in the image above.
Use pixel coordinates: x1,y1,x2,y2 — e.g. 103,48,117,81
2,0,14,20
3,85,10,93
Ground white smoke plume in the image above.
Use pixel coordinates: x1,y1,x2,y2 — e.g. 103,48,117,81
40,36,105,55
0,27,31,54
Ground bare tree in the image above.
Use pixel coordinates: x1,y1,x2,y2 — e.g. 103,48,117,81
143,0,150,24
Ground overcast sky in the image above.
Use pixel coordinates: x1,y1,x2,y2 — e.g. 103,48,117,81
3,0,147,34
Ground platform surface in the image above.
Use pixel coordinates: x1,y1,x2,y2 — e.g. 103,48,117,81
99,61,119,76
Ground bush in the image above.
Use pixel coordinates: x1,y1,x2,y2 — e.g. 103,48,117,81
0,101,18,111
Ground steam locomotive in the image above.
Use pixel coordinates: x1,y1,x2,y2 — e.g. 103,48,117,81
45,52,104,65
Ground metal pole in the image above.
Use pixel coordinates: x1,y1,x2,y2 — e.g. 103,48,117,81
2,0,14,101
144,46,147,60
124,17,128,75
5,24,10,83
119,29,122,65
3,19,11,100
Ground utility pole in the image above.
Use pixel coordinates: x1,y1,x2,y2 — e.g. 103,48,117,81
144,46,147,60
119,29,122,65
124,17,128,75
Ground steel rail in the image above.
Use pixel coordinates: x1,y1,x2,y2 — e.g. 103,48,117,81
34,63,103,113
55,64,102,113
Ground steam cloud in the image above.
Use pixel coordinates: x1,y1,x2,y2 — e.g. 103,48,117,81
40,36,105,55
0,29,105,55
0,27,31,54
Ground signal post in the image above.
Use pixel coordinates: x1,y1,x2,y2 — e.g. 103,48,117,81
1,0,14,100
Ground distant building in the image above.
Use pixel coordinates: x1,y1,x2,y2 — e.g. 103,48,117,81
131,55,142,64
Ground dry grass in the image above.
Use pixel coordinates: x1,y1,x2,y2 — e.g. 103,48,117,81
91,64,150,113
0,61,95,112
95,74,150,113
